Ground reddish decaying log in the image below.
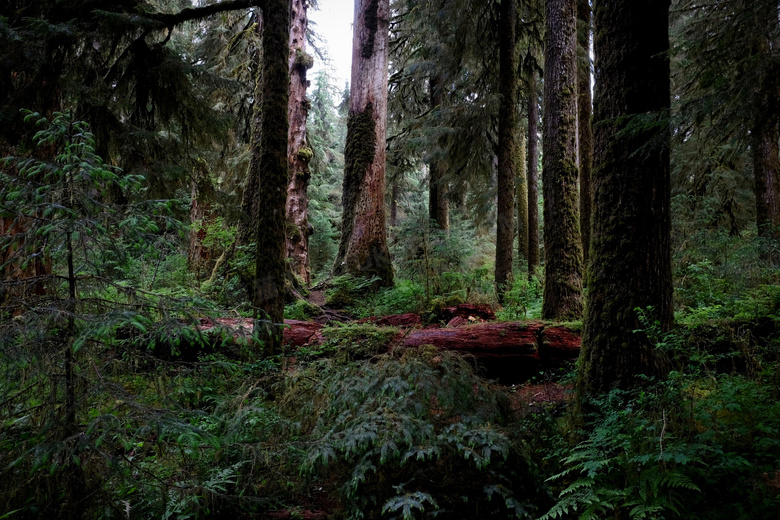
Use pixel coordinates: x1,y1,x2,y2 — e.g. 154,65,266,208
404,321,580,383
358,312,422,327
199,318,324,347
438,303,496,321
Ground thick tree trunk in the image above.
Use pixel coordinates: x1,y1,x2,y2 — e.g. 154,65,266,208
527,70,540,278
252,0,289,353
578,0,672,394
333,0,393,286
429,75,449,231
517,133,528,262
542,0,583,320
577,0,593,271
495,0,518,302
286,0,313,284
750,21,780,245
752,120,780,242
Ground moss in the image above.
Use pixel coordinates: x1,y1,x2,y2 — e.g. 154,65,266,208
296,145,313,163
294,48,314,70
334,103,376,273
361,0,379,59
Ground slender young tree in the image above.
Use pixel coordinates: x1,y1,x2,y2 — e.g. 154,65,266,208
527,67,540,278
429,74,449,232
517,132,529,262
578,0,673,394
541,0,583,320
333,0,393,286
286,0,314,284
577,0,593,270
495,0,519,301
251,0,289,353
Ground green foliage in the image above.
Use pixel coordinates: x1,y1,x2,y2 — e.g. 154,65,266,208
496,275,543,320
325,274,382,308
540,319,780,520
298,323,398,362
292,347,545,519
284,298,323,320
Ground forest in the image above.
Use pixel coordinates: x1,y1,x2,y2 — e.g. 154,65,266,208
0,0,779,518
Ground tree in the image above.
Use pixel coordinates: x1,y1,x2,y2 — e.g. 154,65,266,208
495,0,519,301
251,0,289,353
428,74,449,232
578,0,673,394
527,66,541,278
541,0,583,320
333,0,393,286
286,0,314,284
577,0,593,270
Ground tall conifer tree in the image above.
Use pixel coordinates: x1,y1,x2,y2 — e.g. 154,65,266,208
495,0,519,301
578,0,672,393
541,0,583,320
251,0,289,353
334,0,394,286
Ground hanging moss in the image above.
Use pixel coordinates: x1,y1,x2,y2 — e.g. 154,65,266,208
334,103,376,272
294,48,314,70
361,0,379,59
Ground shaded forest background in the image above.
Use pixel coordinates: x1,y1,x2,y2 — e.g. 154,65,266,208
1,0,779,519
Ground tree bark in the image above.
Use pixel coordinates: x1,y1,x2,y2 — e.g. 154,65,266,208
527,69,540,278
333,0,393,287
495,0,518,302
285,0,313,284
237,10,263,248
542,0,583,320
517,132,528,262
252,0,289,354
578,0,672,394
429,75,449,231
577,0,593,271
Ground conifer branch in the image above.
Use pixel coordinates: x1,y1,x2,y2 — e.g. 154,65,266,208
141,0,268,29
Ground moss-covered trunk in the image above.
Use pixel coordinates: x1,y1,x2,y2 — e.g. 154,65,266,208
542,0,583,320
517,132,528,263
578,0,672,394
749,17,780,245
495,0,518,302
429,75,449,232
285,0,313,284
333,0,393,286
527,69,540,278
577,0,593,271
251,0,289,353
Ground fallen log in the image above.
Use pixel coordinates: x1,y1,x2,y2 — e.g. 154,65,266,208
403,321,580,383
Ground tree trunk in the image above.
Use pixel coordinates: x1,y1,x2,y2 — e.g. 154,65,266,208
429,75,449,231
495,0,518,302
252,0,289,354
577,0,593,271
750,16,780,246
237,10,263,248
188,159,215,282
517,132,528,262
542,0,583,320
578,0,672,394
333,0,393,286
286,0,313,284
527,69,540,278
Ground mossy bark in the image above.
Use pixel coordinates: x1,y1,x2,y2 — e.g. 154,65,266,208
578,0,672,394
749,12,780,245
527,69,540,278
542,0,583,320
333,0,393,286
495,0,518,302
286,0,313,284
429,75,449,232
237,10,263,248
517,133,528,262
251,0,289,354
577,0,593,272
